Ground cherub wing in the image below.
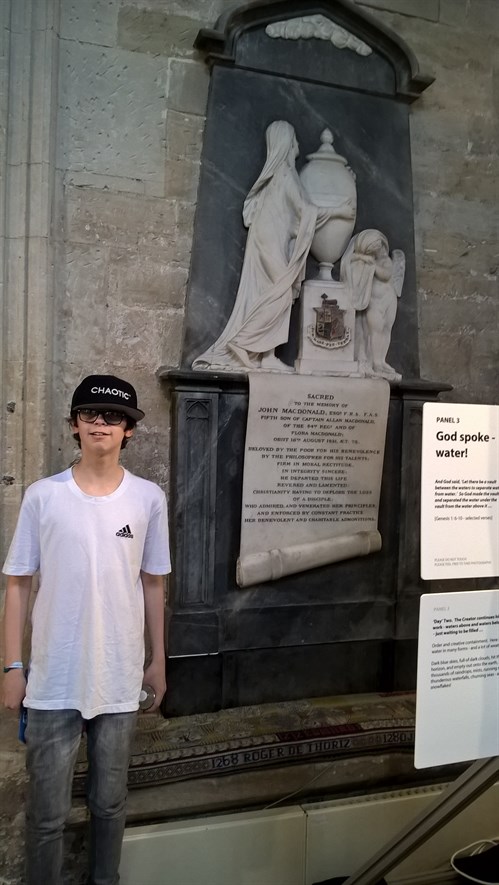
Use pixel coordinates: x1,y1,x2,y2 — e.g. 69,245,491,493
391,249,405,298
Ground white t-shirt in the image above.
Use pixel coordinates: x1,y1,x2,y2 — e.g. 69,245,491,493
3,468,171,719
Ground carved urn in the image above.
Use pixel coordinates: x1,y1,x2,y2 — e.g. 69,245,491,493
300,129,357,279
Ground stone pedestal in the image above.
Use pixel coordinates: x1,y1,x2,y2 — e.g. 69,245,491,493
158,368,457,717
295,279,360,375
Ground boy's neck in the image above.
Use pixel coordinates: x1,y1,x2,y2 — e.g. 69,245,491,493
72,454,125,496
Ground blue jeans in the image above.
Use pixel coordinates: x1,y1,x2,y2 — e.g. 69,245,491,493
25,709,137,885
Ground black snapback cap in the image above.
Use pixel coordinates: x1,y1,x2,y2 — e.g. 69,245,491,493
71,374,145,421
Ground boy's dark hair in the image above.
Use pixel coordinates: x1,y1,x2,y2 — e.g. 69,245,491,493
69,412,136,450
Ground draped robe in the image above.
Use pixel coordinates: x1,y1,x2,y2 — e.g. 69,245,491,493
193,160,318,370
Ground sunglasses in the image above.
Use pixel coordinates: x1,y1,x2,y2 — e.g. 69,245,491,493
77,409,127,426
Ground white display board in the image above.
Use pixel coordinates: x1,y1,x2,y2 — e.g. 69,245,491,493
415,589,499,768
420,402,499,580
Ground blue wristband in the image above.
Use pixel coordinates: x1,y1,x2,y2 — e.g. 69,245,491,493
3,661,24,672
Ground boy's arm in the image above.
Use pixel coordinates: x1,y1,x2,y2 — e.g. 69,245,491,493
3,575,32,710
141,571,166,712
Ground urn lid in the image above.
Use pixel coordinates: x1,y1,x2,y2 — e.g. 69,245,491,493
305,129,348,166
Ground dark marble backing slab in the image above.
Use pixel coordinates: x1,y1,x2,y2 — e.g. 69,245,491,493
164,640,396,716
235,28,396,95
161,376,454,716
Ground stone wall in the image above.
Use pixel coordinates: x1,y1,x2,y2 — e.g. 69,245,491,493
359,0,498,405
51,0,209,485
0,0,497,879
1,0,497,588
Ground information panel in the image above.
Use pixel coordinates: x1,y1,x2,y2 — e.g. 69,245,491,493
415,589,499,768
237,375,390,587
421,402,499,580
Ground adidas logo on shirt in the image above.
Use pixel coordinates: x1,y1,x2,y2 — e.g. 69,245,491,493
116,524,133,539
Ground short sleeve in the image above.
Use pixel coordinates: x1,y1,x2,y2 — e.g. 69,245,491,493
3,488,41,575
141,491,171,575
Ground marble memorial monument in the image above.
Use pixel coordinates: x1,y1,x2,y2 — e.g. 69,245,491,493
191,116,404,586
159,0,454,716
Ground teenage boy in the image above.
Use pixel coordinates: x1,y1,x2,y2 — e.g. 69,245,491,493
2,374,171,885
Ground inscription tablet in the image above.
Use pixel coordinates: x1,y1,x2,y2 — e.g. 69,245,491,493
238,374,390,586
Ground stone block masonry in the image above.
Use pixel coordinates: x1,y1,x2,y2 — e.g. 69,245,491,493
358,0,498,404
0,0,496,877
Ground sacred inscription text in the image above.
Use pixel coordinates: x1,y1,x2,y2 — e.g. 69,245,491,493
238,375,390,586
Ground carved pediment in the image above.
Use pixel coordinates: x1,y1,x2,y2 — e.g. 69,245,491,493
195,0,433,102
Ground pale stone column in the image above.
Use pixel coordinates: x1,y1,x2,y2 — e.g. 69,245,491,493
0,0,60,586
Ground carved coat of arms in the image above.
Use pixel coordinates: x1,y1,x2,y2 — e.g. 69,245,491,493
308,294,351,349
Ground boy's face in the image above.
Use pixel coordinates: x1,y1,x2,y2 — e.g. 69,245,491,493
71,410,134,453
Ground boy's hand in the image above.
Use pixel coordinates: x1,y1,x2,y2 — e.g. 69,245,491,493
142,661,166,713
3,670,27,710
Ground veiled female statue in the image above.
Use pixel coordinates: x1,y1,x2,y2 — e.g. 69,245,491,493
192,120,355,372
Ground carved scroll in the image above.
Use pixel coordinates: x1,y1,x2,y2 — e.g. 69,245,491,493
237,374,390,587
